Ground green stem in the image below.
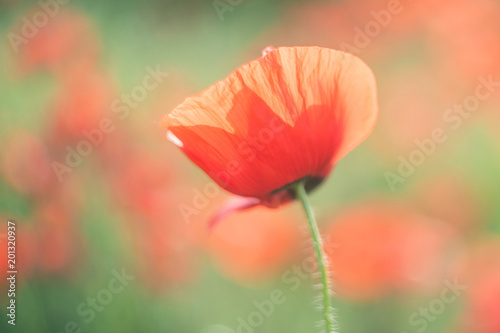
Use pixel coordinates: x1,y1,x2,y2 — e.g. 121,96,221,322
295,182,335,333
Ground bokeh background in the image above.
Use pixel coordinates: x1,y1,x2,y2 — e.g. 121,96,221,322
1,0,500,332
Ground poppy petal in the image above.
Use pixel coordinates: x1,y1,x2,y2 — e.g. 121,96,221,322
209,196,261,230
162,46,377,199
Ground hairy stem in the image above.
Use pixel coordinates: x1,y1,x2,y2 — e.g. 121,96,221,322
295,182,335,333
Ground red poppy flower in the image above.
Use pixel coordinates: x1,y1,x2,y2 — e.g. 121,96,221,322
161,46,377,213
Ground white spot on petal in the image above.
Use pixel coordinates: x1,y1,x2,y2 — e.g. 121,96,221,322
261,45,276,57
167,130,183,148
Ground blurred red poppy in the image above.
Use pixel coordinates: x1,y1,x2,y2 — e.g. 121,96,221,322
1,132,53,197
207,206,302,284
162,46,377,213
325,203,455,301
0,230,7,287
98,133,198,290
131,215,196,291
426,0,500,83
12,8,99,74
34,202,82,275
251,0,437,64
16,223,37,279
48,68,114,147
413,174,484,232
373,67,449,157
98,132,175,221
454,239,500,333
466,268,500,333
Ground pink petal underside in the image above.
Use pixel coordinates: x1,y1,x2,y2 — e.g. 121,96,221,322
209,196,261,230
